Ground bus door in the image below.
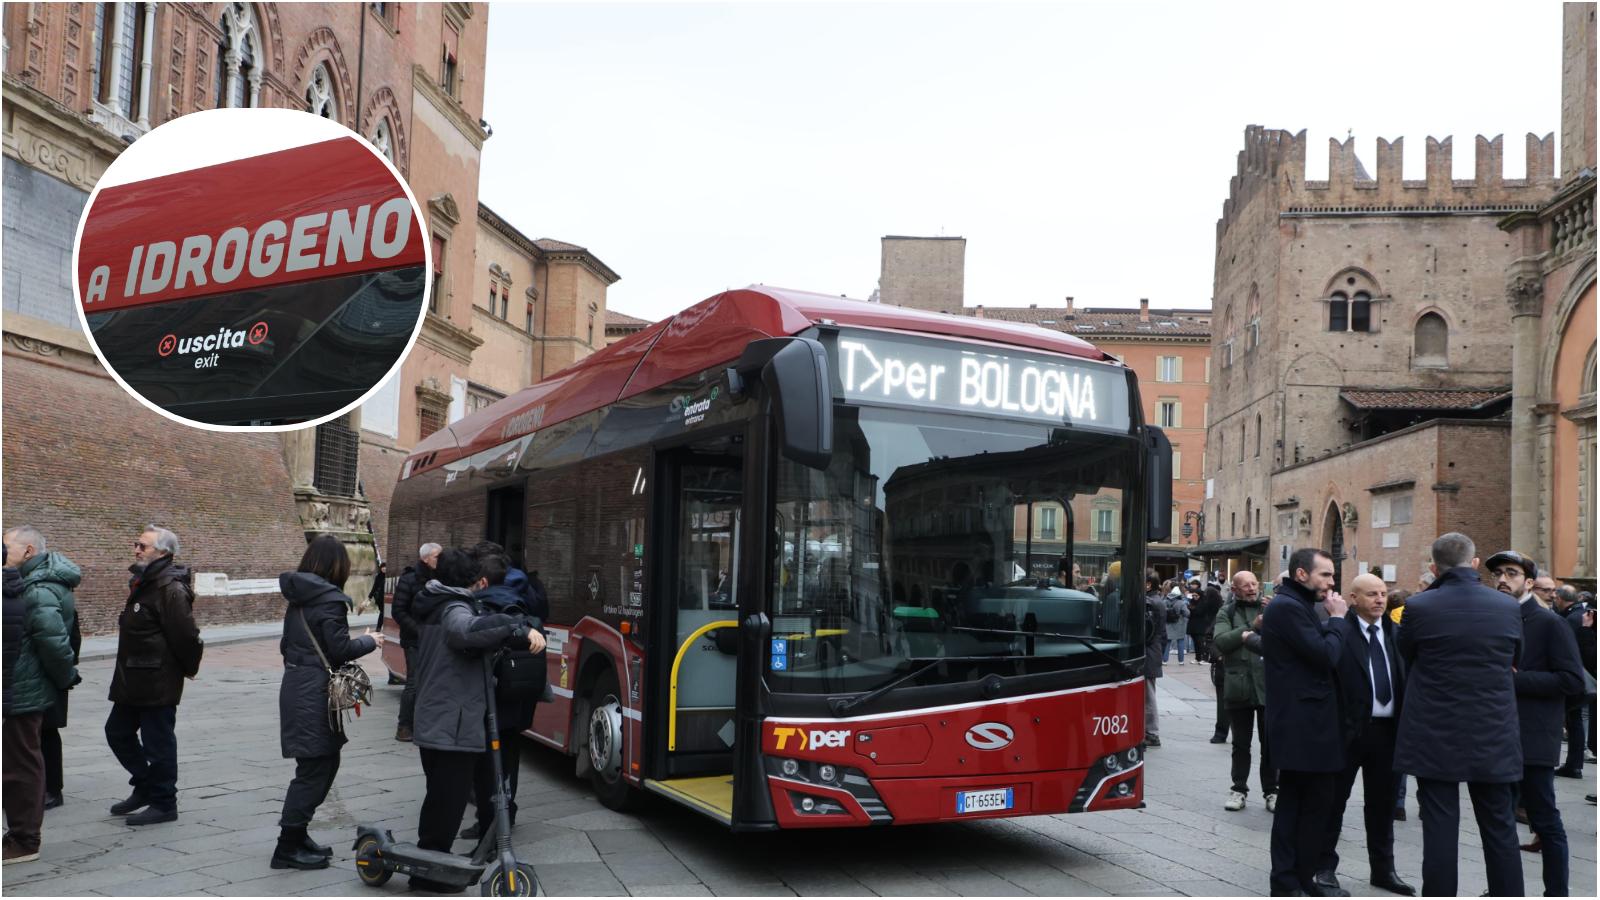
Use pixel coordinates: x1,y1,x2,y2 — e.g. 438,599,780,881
644,441,744,822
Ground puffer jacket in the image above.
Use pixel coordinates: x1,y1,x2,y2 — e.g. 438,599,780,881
278,572,378,759
390,566,429,648
1213,595,1267,709
410,581,534,753
20,552,82,726
4,554,79,717
109,555,204,707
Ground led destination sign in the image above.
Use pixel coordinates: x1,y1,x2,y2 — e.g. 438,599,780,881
836,333,1130,431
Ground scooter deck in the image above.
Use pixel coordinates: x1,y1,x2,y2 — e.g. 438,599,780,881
379,841,486,876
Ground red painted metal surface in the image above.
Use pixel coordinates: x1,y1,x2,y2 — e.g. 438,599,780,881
762,677,1145,826
404,285,1116,476
78,138,423,314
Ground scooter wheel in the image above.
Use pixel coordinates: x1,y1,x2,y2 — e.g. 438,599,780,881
481,862,538,896
354,835,392,887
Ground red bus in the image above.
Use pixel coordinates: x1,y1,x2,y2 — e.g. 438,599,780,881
383,285,1172,830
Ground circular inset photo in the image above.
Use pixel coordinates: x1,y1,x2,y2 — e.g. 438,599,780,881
73,108,429,429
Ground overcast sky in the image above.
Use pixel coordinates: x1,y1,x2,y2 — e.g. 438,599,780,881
480,1,1566,323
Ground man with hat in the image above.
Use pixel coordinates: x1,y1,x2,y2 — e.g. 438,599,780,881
1488,549,1584,897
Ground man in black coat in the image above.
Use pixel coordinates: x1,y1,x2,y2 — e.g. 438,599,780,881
1142,573,1166,748
105,526,203,826
1194,578,1229,742
1394,533,1523,898
1315,573,1414,896
1262,547,1348,897
1552,585,1595,777
390,541,439,742
1487,551,1584,897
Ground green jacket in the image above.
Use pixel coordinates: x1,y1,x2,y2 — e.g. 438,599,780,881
1212,595,1266,709
10,552,80,715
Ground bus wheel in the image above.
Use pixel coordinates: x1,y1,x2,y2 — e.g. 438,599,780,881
586,668,637,810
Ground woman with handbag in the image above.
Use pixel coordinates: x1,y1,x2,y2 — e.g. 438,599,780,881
274,535,383,870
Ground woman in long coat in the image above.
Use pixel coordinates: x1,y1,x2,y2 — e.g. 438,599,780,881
273,535,383,870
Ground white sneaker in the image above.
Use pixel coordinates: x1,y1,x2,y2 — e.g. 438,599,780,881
1264,792,1278,813
1224,790,1246,811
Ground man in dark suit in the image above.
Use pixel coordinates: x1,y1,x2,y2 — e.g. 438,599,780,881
1394,533,1523,898
1315,573,1415,896
1262,547,1348,897
1488,551,1584,897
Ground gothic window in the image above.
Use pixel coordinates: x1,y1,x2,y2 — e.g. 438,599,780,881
1414,312,1448,367
91,3,152,126
1239,422,1246,461
1351,292,1372,332
1246,285,1261,351
1256,413,1262,457
372,117,395,162
1329,292,1349,332
216,3,261,109
306,64,336,119
1245,498,1252,534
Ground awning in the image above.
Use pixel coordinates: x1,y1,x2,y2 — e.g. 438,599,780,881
1338,387,1510,412
1146,546,1199,559
1192,538,1269,557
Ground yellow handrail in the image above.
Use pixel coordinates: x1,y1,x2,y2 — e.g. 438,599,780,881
668,619,738,751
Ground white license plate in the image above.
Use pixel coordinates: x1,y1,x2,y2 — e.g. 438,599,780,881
955,787,1013,814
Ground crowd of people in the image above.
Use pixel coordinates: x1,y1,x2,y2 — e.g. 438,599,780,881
1,524,548,894
1142,534,1597,898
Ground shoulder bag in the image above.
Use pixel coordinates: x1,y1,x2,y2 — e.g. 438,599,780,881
297,608,373,734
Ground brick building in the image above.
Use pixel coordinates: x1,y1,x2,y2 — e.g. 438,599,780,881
879,235,965,313
469,203,624,411
1501,3,1596,589
1202,122,1558,587
972,299,1212,579
2,2,490,632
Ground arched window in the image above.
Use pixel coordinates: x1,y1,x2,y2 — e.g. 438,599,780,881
1329,292,1349,332
1245,498,1252,534
1246,285,1262,351
306,63,336,118
1239,422,1246,461
1351,292,1372,332
372,117,395,162
1326,270,1380,333
216,3,261,109
1414,312,1448,367
1256,413,1262,457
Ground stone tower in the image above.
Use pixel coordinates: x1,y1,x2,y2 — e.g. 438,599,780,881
879,235,966,313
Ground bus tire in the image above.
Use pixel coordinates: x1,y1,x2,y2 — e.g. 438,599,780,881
585,667,637,811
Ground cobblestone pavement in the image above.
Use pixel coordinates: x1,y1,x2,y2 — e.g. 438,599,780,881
3,639,1594,896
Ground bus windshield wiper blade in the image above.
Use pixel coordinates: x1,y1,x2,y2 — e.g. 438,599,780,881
949,625,1140,678
829,656,995,717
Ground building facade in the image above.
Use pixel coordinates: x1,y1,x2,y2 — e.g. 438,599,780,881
1203,124,1558,587
973,299,1212,579
1501,2,1597,589
469,204,624,408
879,235,965,314
2,1,489,631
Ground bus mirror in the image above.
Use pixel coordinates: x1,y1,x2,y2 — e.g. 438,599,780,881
736,337,833,470
1144,426,1173,543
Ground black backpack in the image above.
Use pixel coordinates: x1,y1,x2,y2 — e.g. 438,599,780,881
1165,600,1182,624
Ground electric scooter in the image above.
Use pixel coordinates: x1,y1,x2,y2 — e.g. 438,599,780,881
353,640,540,896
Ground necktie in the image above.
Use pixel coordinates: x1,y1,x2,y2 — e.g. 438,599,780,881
1369,624,1392,706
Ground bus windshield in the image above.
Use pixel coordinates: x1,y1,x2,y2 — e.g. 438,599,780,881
765,405,1145,697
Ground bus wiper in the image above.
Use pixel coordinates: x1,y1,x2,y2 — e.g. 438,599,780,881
949,626,1140,678
829,656,995,717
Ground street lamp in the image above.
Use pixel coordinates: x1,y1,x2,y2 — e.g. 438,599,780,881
1183,510,1205,545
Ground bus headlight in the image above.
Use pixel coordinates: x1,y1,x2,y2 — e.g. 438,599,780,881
781,759,799,777
1104,754,1122,772
818,765,837,783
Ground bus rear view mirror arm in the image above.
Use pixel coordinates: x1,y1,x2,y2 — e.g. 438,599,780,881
732,337,834,470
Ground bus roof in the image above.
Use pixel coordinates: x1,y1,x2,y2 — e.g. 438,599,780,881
403,285,1115,477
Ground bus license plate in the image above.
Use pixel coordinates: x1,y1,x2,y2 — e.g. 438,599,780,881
955,787,1013,814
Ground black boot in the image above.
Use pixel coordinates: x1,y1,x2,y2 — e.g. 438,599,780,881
109,790,150,815
43,791,63,810
271,827,330,870
300,832,332,858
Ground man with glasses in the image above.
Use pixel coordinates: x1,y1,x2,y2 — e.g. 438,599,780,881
105,526,203,825
1487,550,1584,895
1531,574,1559,611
